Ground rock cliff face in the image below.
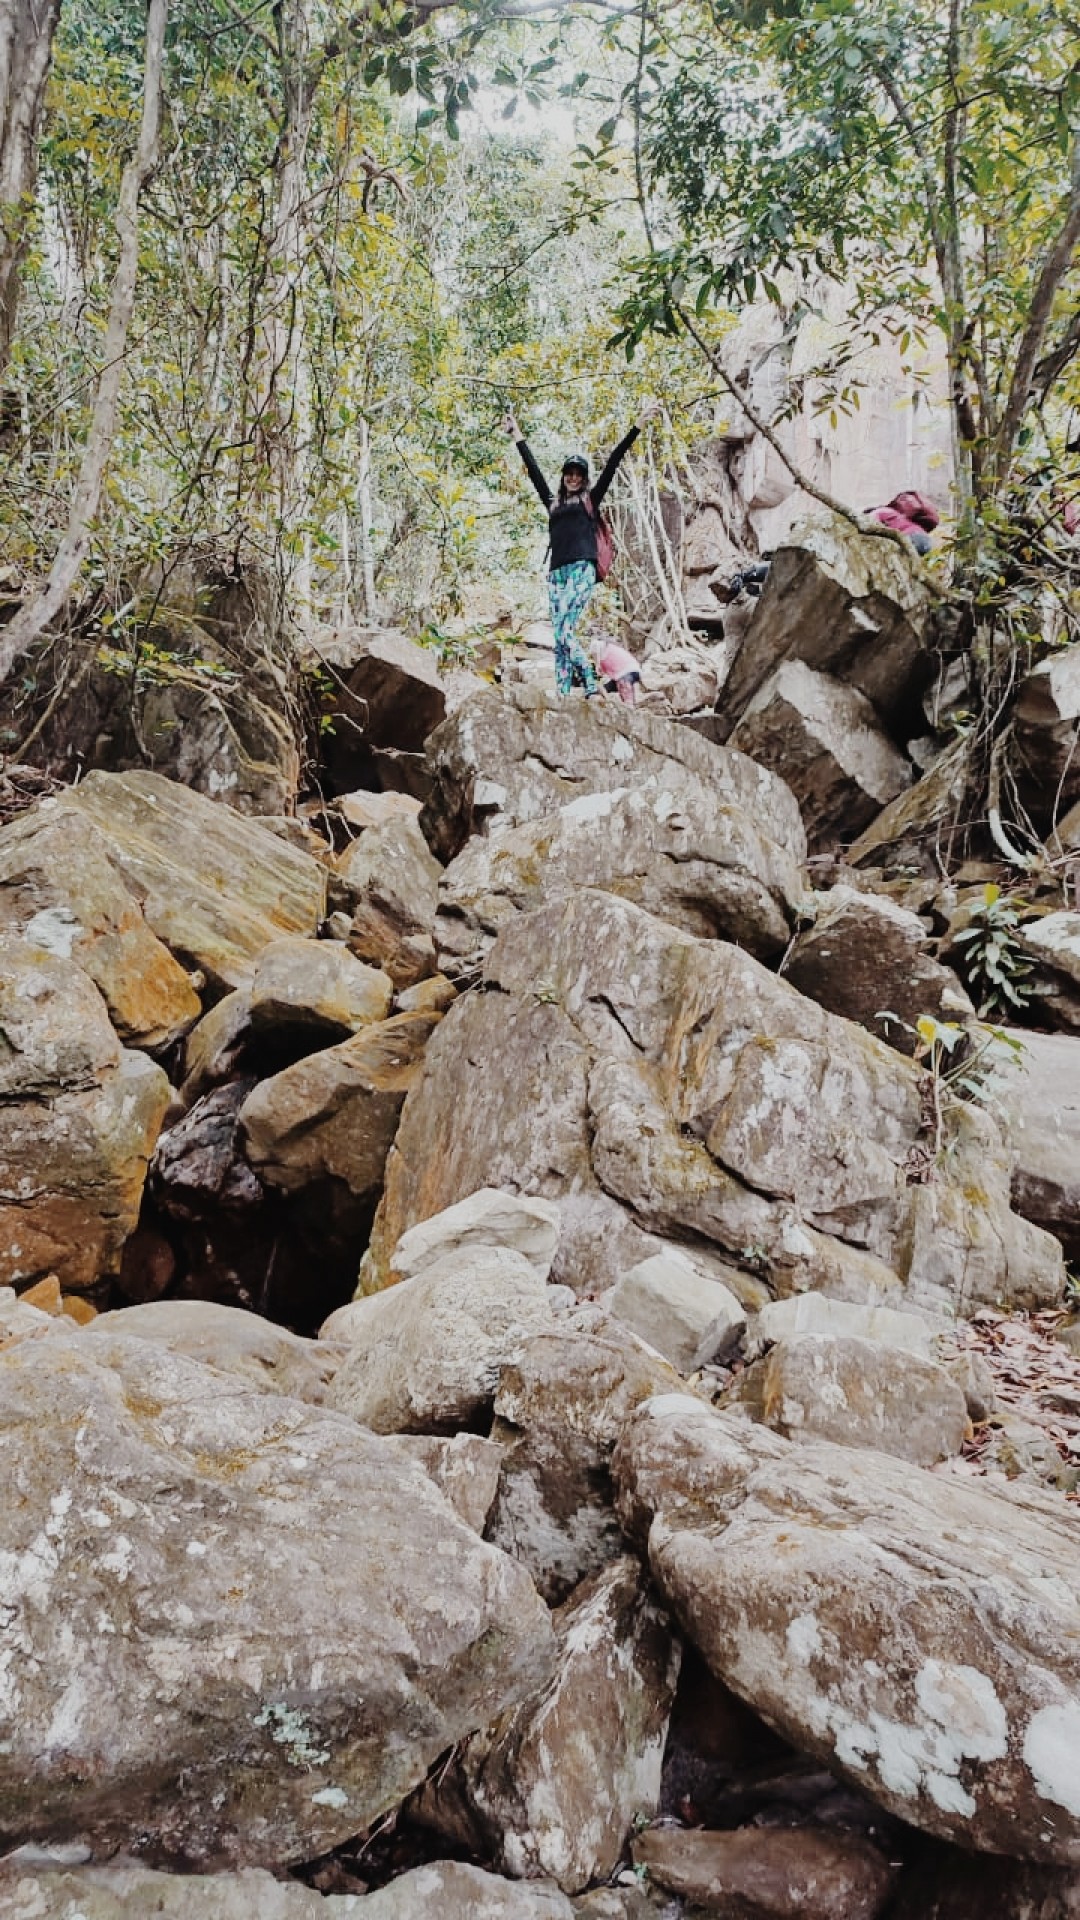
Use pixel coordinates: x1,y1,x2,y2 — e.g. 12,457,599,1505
4,512,1080,1920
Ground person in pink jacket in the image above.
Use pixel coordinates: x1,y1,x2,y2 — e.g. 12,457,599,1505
594,639,642,704
868,490,940,554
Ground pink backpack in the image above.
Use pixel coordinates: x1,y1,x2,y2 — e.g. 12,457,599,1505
584,493,616,582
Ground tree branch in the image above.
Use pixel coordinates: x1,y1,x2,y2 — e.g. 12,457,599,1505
1033,302,1080,401
994,131,1080,483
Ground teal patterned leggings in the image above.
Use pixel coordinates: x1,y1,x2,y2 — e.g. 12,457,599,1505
548,560,599,696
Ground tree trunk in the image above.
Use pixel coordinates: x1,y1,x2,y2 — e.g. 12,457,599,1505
357,416,376,618
0,0,168,689
0,0,62,381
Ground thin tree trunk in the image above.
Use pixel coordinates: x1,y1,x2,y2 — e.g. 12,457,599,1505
357,416,376,617
0,0,62,381
0,0,168,688
993,134,1080,489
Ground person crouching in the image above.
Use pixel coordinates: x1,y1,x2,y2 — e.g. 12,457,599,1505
594,638,642,706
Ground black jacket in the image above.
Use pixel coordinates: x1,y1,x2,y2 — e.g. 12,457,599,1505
515,427,639,572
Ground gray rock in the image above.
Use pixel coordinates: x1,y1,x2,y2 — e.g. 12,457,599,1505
731,1333,968,1466
420,685,806,867
632,1824,896,1919
151,1079,263,1222
784,885,973,1052
434,774,804,980
336,816,442,989
994,1028,1080,1263
351,1187,561,1301
730,662,912,851
413,1559,680,1892
65,770,327,993
0,939,170,1291
749,1291,943,1358
0,1863,574,1919
85,1299,342,1404
0,1288,59,1344
389,1433,505,1532
486,1318,685,1603
609,1251,746,1372
717,509,933,735
614,1394,1080,1862
848,741,972,876
250,937,392,1038
1016,916,1080,1029
0,1332,554,1867
0,1867,364,1918
364,892,1063,1315
359,1864,574,1919
326,1247,556,1433
1013,645,1080,821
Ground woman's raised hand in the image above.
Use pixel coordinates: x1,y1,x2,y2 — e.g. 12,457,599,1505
502,409,521,439
636,399,662,429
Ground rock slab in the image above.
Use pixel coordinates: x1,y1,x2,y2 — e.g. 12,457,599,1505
0,1332,554,1867
415,1558,680,1892
615,1395,1080,1863
0,939,170,1290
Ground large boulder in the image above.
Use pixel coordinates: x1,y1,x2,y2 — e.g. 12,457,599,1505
249,937,392,1040
0,1331,555,1868
486,1316,685,1603
104,678,299,817
748,1290,942,1358
363,892,1062,1314
325,1245,556,1434
783,884,973,1052
85,1299,342,1404
848,740,972,875
632,1826,896,1920
729,1332,968,1466
61,771,326,992
412,1558,681,1892
1012,645,1080,824
0,1867,362,1918
0,939,170,1290
238,1011,439,1219
729,662,911,851
434,774,804,980
716,510,934,739
419,686,806,868
0,809,200,1049
336,815,442,988
1016,913,1080,1030
994,1028,1080,1262
614,1395,1080,1863
353,1187,560,1299
609,1250,746,1374
0,1863,576,1919
309,629,453,795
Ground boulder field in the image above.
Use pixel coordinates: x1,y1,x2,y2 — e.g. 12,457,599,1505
3,543,1080,1919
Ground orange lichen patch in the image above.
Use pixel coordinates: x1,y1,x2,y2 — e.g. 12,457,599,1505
61,1296,97,1325
21,1275,63,1314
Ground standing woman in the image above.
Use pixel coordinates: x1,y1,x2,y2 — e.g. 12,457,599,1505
503,401,660,697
